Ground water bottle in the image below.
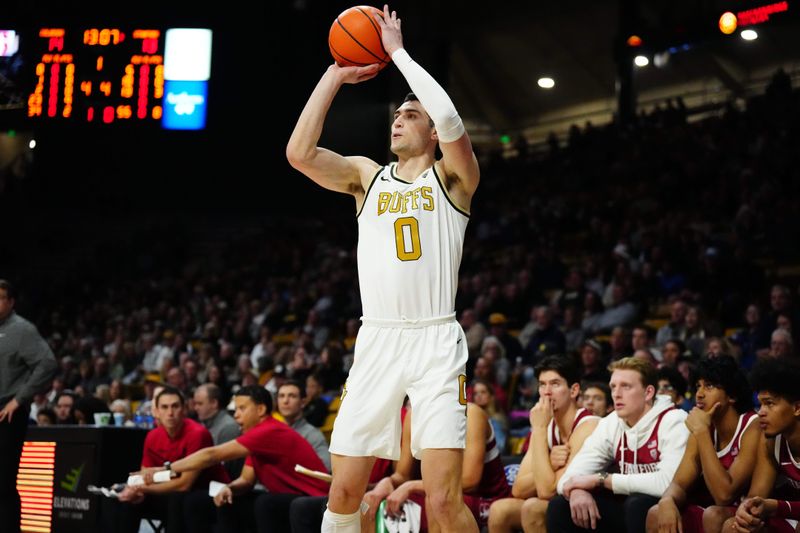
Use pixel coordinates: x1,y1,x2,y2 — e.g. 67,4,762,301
375,500,387,533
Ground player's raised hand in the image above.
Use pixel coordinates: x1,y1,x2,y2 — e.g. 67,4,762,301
530,395,554,429
328,63,380,85
375,5,403,56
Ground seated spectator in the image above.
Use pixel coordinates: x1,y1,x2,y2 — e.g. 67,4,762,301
74,395,112,425
657,366,691,411
561,305,586,355
660,338,687,368
470,378,509,454
767,327,794,358
730,303,771,370
141,385,328,533
589,284,639,335
608,326,632,361
36,407,56,426
655,299,688,347
632,325,662,362
193,384,242,479
480,335,511,388
53,391,77,424
523,307,566,364
110,399,132,425
109,386,229,533
467,355,509,413
704,336,738,360
460,307,488,360
488,312,524,362
578,339,610,384
302,373,329,428
684,305,709,357
581,382,613,417
276,380,331,472
314,343,347,396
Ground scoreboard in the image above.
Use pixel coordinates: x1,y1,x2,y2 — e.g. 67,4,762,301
2,24,212,130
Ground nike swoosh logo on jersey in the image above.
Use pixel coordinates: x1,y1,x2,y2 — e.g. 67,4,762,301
380,175,390,181
456,337,462,344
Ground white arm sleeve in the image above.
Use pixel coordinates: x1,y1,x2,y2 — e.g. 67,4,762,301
556,415,616,495
391,48,465,143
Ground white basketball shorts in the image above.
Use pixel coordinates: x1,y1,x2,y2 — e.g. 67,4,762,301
329,313,468,460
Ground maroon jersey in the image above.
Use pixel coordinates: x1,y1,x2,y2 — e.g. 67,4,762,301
687,411,757,509
612,407,674,474
521,407,599,454
773,433,800,500
715,411,757,469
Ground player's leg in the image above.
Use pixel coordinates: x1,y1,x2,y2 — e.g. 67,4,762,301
520,497,549,533
421,448,477,533
322,455,375,532
325,324,407,531
411,320,474,533
623,493,660,533
703,505,736,533
487,497,524,533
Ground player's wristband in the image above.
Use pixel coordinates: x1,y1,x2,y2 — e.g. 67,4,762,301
775,500,797,519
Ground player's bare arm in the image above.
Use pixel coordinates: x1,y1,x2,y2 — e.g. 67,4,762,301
286,63,381,206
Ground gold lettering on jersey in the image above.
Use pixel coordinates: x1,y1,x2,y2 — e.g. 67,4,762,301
376,187,435,215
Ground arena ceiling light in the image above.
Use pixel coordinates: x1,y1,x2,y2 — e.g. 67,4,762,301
634,55,650,67
741,29,759,40
537,77,555,89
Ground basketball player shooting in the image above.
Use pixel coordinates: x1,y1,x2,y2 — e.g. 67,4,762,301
286,4,480,533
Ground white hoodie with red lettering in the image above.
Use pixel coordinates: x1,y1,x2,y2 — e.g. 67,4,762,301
556,395,689,497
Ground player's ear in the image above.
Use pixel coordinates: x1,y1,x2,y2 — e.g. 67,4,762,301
570,383,581,400
644,384,656,403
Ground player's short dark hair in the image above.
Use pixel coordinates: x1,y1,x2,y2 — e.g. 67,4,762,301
583,381,612,406
234,385,273,413
0,279,17,300
402,93,434,127
750,357,800,402
155,385,185,407
695,355,754,412
658,366,688,397
279,379,306,399
535,355,580,387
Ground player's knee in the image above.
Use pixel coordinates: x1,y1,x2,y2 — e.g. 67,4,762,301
327,481,362,512
425,487,461,520
703,505,733,533
487,498,515,528
520,498,548,527
644,504,659,532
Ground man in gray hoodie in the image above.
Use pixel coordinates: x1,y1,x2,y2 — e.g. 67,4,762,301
0,280,57,533
546,356,689,532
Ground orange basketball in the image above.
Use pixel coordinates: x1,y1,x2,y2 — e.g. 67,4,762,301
329,5,390,70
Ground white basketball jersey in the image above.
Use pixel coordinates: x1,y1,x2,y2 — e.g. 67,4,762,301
357,162,469,320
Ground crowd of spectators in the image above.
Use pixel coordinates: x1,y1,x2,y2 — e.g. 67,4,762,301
12,71,800,460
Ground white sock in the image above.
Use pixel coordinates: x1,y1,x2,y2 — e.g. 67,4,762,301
320,507,360,533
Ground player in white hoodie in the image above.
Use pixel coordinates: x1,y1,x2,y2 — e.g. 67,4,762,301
546,357,690,532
